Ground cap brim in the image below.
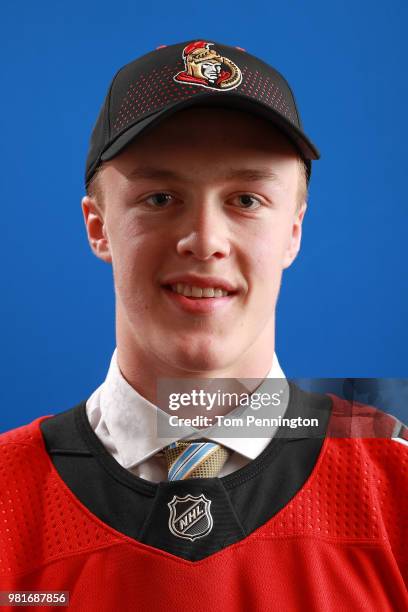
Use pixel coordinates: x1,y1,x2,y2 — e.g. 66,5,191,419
100,93,320,163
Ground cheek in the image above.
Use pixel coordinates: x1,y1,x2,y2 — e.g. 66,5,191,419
244,221,290,279
108,217,165,305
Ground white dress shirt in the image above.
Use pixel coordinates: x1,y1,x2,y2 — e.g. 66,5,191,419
86,350,288,481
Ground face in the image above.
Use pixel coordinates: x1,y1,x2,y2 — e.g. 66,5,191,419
83,108,306,377
201,61,222,82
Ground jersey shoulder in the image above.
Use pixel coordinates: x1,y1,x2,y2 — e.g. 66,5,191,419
327,393,408,442
0,416,49,447
0,415,120,581
325,395,408,566
0,417,51,483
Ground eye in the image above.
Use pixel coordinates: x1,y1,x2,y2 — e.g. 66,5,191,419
232,194,262,209
145,193,174,207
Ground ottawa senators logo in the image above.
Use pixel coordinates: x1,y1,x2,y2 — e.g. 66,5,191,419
174,41,242,91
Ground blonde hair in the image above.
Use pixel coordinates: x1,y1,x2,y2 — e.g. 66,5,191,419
296,158,308,212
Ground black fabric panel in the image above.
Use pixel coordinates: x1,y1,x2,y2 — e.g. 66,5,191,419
39,383,332,561
40,407,157,540
140,479,246,560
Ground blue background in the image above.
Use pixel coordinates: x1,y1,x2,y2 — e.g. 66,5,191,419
1,1,407,431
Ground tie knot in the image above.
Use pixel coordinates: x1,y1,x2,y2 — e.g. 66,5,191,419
163,440,230,481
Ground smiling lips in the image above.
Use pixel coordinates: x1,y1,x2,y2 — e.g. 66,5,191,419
161,276,238,314
169,283,229,299
161,275,238,300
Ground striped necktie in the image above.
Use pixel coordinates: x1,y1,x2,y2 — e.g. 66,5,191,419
163,440,230,481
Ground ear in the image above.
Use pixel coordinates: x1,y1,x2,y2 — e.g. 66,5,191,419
282,202,307,269
81,196,112,263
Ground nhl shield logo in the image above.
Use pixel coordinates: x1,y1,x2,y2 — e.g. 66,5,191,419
168,494,213,541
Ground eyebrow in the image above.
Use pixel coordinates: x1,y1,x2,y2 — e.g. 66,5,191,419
125,167,280,183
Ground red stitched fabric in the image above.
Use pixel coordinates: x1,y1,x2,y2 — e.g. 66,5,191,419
0,397,407,611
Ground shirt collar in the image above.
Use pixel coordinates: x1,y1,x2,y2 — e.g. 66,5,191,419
99,349,287,470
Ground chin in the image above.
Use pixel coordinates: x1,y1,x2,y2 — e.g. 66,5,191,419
171,339,235,374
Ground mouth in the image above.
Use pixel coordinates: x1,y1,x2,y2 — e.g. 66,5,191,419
162,283,235,299
160,282,238,315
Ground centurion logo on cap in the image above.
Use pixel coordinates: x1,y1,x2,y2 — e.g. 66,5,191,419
173,41,242,91
85,39,320,188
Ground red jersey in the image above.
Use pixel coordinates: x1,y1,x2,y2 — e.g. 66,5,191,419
0,385,407,611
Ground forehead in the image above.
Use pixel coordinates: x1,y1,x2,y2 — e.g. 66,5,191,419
94,108,299,197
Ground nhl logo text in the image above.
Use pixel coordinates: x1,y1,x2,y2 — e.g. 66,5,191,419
168,494,213,541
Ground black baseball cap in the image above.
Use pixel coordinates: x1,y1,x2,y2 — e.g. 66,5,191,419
85,40,320,187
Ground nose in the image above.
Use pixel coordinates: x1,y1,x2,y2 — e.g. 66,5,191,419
176,202,231,262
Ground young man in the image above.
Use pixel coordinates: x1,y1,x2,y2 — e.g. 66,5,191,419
0,41,407,610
